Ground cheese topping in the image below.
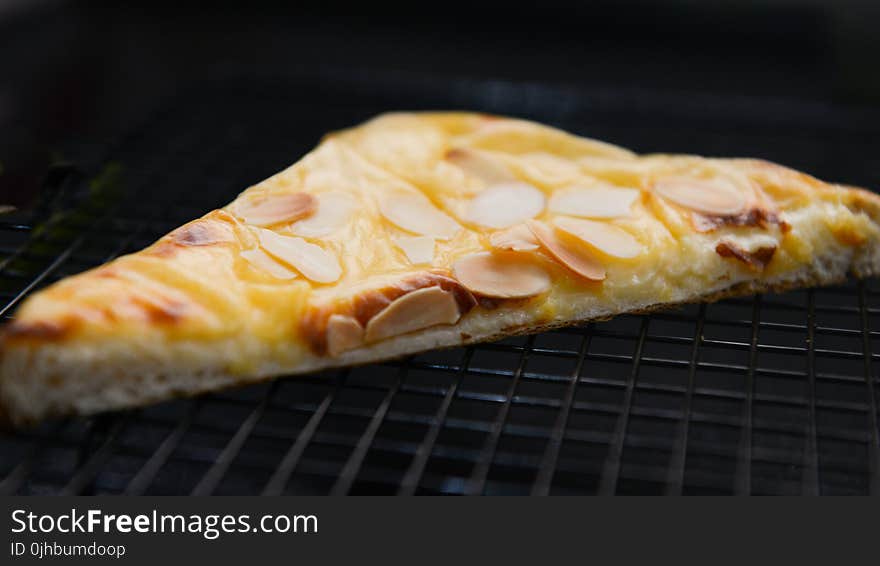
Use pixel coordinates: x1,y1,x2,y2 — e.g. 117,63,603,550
9,112,879,366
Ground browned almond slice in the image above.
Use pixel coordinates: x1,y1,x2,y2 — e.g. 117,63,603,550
363,286,461,343
464,182,546,229
291,192,357,237
240,248,299,279
553,217,644,259
489,223,540,251
235,193,316,227
445,147,515,184
379,191,461,239
326,314,365,356
453,251,551,298
527,220,605,281
393,236,435,265
548,186,640,218
653,177,747,216
256,228,342,283
169,218,237,247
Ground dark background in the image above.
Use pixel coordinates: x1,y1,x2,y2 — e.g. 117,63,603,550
1,0,879,207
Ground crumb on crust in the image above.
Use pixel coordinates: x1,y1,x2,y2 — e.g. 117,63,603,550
694,207,789,233
715,241,777,271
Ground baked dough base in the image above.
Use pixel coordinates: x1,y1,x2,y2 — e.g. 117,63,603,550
3,240,875,428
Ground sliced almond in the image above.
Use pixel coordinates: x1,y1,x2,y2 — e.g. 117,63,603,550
393,236,435,265
235,193,316,227
445,147,515,184
326,314,365,356
553,217,643,259
653,177,747,216
464,182,546,229
527,220,605,281
256,228,342,283
379,191,461,240
489,223,540,251
548,186,640,218
453,251,551,298
290,192,357,237
241,248,299,280
170,219,237,246
364,286,461,343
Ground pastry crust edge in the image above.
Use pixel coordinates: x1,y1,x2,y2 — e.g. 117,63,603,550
2,242,877,429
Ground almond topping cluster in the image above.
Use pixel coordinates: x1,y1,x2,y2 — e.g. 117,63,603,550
526,220,606,281
233,194,346,284
449,147,646,287
300,272,477,357
256,228,341,284
229,146,779,356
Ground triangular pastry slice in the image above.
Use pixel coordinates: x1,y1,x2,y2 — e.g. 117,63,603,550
2,112,879,425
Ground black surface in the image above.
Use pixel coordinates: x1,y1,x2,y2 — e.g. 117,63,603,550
3,0,880,205
0,70,879,494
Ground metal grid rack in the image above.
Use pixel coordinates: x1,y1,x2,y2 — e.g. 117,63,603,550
1,70,879,495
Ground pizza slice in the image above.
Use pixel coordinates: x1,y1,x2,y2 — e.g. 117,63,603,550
2,112,879,426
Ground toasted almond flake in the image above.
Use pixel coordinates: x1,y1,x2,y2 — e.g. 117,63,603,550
548,186,640,218
364,286,461,343
241,248,299,280
553,217,644,259
256,228,341,283
290,192,357,237
527,220,605,281
464,182,546,229
453,251,551,298
326,314,365,356
445,147,515,184
393,236,435,265
170,219,237,246
379,191,461,240
235,193,316,227
653,177,747,216
489,223,540,251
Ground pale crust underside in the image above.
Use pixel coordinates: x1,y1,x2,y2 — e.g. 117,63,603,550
2,243,877,428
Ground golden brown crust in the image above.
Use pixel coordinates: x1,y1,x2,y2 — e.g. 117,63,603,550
2,319,73,343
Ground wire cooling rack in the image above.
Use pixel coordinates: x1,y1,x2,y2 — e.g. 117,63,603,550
0,70,879,494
